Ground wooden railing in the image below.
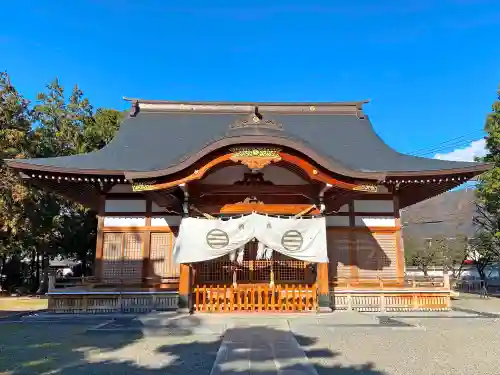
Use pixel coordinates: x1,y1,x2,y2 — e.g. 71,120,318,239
329,276,451,311
330,276,449,290
52,276,179,291
194,284,317,312
330,292,450,312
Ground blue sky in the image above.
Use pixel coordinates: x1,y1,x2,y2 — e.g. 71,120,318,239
2,0,499,159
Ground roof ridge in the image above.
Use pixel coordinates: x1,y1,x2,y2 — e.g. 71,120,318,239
125,98,369,116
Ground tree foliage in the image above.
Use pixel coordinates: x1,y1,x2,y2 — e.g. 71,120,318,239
0,72,124,292
474,86,500,275
404,234,469,276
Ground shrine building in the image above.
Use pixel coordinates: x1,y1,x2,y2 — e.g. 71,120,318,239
5,99,490,313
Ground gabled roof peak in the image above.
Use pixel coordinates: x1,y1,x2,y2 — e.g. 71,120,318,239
123,97,369,117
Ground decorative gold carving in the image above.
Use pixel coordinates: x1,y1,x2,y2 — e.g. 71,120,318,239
132,180,159,192
229,148,282,170
229,113,284,131
238,196,264,204
353,184,378,192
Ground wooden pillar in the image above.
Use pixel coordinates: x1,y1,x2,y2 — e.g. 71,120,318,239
177,183,191,313
142,198,152,288
178,264,191,311
348,200,358,281
94,195,105,281
393,192,405,283
316,262,332,312
317,183,332,312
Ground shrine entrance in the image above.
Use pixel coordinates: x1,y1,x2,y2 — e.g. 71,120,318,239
192,240,318,312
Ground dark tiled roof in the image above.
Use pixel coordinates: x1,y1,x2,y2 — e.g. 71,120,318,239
6,109,488,178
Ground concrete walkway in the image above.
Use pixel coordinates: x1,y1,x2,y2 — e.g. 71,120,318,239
453,293,500,315
210,319,318,375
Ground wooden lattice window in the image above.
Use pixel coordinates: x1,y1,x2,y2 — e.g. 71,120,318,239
102,233,122,282
326,230,351,280
193,241,310,285
373,232,397,279
355,230,397,279
150,232,179,282
272,252,307,283
102,232,143,284
195,255,233,284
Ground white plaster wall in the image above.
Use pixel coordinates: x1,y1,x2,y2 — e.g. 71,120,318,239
202,165,307,185
103,217,146,227
151,216,182,227
325,216,350,226
355,216,396,227
105,200,146,213
354,200,394,213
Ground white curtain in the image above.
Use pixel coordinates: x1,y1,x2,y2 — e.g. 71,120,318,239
172,215,254,263
254,215,328,263
173,213,328,264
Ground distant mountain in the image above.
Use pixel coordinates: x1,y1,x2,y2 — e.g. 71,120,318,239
401,188,478,240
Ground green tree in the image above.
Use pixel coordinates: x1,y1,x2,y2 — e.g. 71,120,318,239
0,73,124,292
0,72,35,290
84,108,124,151
32,79,124,283
474,86,500,279
438,234,470,277
404,236,443,276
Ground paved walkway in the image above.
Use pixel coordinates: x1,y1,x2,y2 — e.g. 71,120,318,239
5,305,500,374
210,320,317,375
452,293,500,314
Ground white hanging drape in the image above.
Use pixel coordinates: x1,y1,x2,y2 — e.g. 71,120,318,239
253,214,328,263
172,213,328,264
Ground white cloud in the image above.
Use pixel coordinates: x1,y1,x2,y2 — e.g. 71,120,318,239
434,138,487,162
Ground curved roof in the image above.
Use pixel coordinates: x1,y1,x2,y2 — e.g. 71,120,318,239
5,100,490,180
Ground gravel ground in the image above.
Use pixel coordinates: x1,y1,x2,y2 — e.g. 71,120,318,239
0,318,222,375
1,297,500,375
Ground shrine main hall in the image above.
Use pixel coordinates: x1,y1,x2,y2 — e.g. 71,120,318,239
5,99,489,313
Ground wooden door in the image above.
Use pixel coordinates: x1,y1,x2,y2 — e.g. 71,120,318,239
101,232,143,285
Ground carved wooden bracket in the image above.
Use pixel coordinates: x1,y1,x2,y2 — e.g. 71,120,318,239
229,148,282,169
234,172,274,186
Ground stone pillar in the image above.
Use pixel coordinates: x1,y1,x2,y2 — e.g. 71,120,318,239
317,262,332,312
48,271,56,292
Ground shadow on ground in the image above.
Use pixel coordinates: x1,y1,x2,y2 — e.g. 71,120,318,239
0,309,44,319
0,315,386,375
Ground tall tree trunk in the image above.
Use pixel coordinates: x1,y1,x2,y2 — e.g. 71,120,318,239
0,253,5,292
81,253,87,276
30,249,37,291
35,250,40,290
36,252,49,294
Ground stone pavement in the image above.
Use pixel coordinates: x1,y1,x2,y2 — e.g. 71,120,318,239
3,301,500,374
453,292,500,314
210,321,317,375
